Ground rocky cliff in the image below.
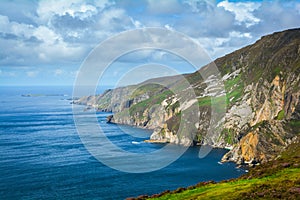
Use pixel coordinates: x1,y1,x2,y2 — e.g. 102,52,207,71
74,28,300,166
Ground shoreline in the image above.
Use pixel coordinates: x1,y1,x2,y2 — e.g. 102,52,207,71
126,138,300,200
144,139,168,144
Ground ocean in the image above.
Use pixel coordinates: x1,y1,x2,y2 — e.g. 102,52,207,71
0,86,245,199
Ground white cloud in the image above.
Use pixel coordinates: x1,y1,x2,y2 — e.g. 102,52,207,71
54,69,63,76
97,8,135,31
218,0,260,27
229,31,252,39
0,13,86,64
26,70,39,77
248,1,300,37
0,15,9,31
184,0,216,12
147,0,182,14
1,0,300,86
0,14,35,39
33,26,61,45
131,18,143,29
171,1,236,38
36,0,109,23
164,24,174,31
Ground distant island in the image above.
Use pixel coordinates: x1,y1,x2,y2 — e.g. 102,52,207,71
21,94,68,97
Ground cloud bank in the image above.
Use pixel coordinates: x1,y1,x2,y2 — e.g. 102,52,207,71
0,0,300,85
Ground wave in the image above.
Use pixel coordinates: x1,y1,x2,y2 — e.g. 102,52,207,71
131,141,141,145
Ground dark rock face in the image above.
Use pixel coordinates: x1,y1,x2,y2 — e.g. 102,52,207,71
106,115,114,123
74,28,300,165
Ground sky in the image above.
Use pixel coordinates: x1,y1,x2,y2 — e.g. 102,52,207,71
0,0,300,86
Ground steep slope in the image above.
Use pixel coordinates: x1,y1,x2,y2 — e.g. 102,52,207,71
127,137,300,200
74,28,300,165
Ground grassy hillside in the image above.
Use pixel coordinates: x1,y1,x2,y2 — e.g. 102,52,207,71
128,138,300,200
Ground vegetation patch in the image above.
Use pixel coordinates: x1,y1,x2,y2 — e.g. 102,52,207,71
166,101,180,114
289,120,300,128
219,128,235,144
224,74,242,91
251,121,264,131
275,110,285,120
128,138,300,200
286,119,300,135
196,74,243,112
273,66,282,77
131,84,165,98
129,90,174,118
185,72,203,86
197,96,212,107
138,168,300,200
224,74,244,106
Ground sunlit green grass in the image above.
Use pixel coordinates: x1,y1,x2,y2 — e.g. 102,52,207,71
151,168,300,200
140,139,300,200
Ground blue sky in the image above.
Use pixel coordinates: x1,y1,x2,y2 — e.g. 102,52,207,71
0,0,300,86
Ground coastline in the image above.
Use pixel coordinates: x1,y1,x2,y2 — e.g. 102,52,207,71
144,139,168,144
127,137,300,200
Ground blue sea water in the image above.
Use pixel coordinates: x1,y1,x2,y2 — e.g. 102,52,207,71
0,86,245,199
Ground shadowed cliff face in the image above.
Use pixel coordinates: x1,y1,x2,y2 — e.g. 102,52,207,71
74,28,300,165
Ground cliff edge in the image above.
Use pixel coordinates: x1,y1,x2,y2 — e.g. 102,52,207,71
74,28,300,166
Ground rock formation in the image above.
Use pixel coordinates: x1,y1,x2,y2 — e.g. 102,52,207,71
73,28,300,165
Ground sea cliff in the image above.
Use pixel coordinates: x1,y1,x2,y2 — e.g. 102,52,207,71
74,28,300,166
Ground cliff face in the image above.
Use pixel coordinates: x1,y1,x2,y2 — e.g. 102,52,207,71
74,28,300,165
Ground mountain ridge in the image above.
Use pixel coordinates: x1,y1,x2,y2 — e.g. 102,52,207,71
74,28,300,166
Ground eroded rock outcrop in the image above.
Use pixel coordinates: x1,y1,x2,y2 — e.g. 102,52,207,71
74,28,300,165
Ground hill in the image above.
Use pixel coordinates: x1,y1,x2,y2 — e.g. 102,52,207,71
74,28,300,166
127,137,300,199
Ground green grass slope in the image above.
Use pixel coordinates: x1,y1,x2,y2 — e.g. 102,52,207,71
127,138,300,200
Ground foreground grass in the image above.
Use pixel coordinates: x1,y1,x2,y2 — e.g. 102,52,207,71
128,138,300,200
149,168,300,200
